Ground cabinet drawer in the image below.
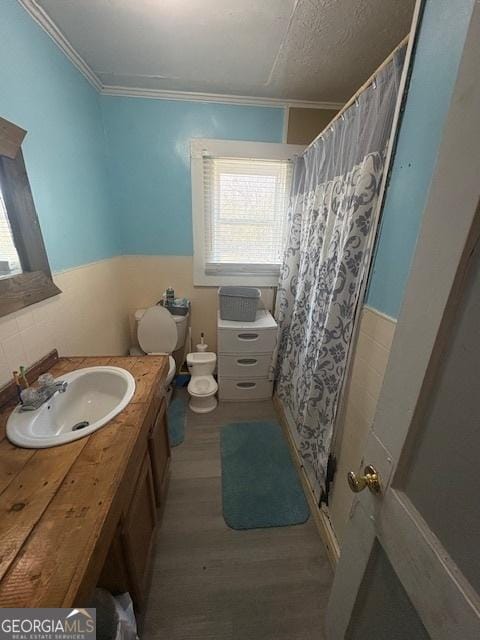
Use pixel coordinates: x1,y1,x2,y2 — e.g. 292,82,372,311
218,353,272,378
218,328,276,354
218,377,273,402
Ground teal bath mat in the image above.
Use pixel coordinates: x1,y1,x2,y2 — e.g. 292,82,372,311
167,396,186,447
220,421,309,530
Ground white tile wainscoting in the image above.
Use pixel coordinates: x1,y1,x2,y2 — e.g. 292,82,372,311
0,255,275,387
329,305,397,546
0,257,130,387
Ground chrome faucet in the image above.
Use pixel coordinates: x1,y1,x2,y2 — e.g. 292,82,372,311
20,375,68,412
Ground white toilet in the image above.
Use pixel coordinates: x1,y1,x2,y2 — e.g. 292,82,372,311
187,352,218,413
134,306,189,389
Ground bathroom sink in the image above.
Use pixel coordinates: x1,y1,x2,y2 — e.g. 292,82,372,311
6,366,136,448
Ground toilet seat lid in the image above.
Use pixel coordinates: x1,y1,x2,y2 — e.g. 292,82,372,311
188,375,218,397
138,306,177,354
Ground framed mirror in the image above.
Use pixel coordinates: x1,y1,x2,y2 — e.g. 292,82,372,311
0,116,61,318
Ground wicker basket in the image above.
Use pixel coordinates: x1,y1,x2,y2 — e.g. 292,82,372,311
218,287,261,322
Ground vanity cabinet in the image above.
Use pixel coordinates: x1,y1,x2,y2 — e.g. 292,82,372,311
148,398,171,507
121,452,157,609
0,353,171,611
98,524,130,597
98,453,157,611
98,383,171,611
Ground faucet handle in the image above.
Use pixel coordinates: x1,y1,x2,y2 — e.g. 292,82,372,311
38,373,55,388
20,387,42,408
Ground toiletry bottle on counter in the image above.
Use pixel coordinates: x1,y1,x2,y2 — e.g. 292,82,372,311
165,287,175,307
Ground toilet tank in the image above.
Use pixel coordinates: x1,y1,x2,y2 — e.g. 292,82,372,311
134,307,189,352
172,313,189,350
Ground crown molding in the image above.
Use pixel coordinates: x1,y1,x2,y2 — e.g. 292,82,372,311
17,0,344,110
100,86,343,110
18,0,102,91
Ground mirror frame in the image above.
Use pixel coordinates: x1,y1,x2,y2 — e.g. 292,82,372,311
0,116,61,317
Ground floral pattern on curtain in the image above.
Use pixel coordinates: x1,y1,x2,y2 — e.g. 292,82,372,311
274,46,405,500
276,153,384,497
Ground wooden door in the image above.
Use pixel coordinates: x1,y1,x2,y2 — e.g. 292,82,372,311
327,7,480,639
148,398,171,507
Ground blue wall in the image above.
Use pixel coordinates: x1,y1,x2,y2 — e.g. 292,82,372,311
0,1,117,272
1,2,284,269
2,0,474,308
0,0,284,268
100,97,284,255
366,0,474,318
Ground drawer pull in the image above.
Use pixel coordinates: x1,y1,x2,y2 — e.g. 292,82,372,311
236,358,258,366
237,333,259,341
236,382,257,389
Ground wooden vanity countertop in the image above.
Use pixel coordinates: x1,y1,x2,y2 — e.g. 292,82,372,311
0,353,168,608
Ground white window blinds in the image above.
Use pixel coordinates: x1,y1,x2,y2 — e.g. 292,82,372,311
0,188,21,278
202,156,292,275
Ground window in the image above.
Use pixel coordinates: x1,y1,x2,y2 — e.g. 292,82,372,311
0,116,60,317
0,188,21,277
191,139,304,286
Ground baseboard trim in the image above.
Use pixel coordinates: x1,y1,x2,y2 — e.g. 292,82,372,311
273,394,340,567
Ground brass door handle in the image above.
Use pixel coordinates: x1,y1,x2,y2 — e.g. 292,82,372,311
347,465,381,494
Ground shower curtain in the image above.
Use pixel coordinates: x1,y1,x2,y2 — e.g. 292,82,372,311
276,47,405,500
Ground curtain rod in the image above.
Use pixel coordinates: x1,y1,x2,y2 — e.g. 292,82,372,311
307,34,409,150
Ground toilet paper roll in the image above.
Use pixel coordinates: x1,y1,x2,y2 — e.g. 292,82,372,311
196,343,208,352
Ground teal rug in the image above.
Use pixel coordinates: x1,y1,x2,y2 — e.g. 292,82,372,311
167,396,186,447
220,421,309,530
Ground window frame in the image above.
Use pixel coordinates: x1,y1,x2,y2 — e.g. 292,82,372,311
0,116,61,318
191,138,304,287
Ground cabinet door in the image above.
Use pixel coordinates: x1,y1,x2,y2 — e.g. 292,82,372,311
122,453,157,610
98,524,130,595
148,399,171,507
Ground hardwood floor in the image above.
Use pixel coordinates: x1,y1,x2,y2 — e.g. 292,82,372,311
142,391,333,640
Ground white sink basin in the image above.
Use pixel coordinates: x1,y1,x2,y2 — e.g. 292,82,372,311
7,366,136,448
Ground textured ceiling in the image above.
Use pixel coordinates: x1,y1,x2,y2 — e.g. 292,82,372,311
36,0,415,102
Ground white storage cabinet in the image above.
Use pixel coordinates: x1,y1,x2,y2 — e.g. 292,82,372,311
217,310,277,401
